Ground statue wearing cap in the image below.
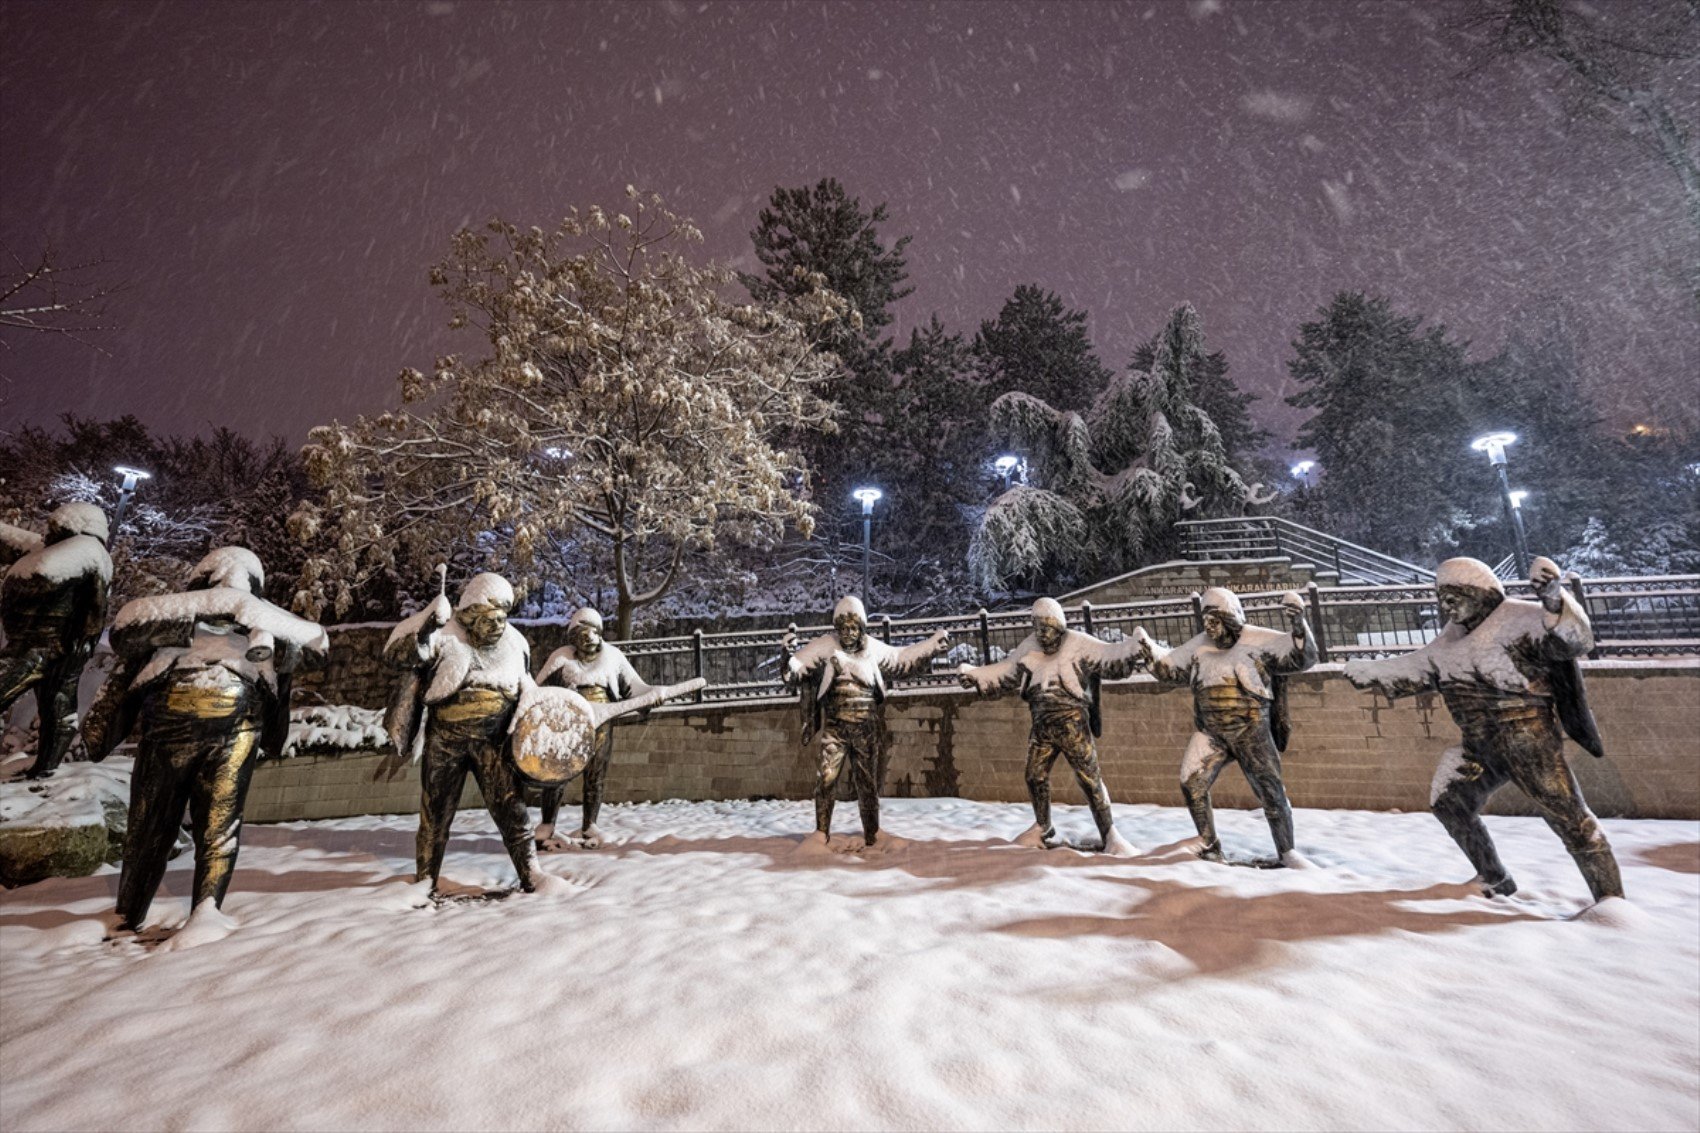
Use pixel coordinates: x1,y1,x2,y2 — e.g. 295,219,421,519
383,571,568,897
783,595,951,848
83,546,328,942
959,597,1143,853
531,607,654,849
1134,588,1316,865
1,502,113,778
1345,556,1621,902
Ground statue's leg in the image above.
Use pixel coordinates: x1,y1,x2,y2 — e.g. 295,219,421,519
1180,731,1231,856
580,724,614,836
1024,736,1061,841
416,737,468,888
848,725,881,845
1233,730,1295,856
536,785,563,842
186,724,261,912
116,738,189,929
1429,745,1514,893
0,647,45,716
1506,733,1624,901
469,739,540,890
29,653,84,778
814,732,847,836
1061,726,1115,843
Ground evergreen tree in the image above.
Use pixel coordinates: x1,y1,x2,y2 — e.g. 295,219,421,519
973,285,1113,414
970,304,1272,592
1130,320,1267,467
1285,292,1483,562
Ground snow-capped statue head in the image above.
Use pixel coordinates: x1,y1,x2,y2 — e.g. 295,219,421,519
567,606,604,659
46,502,109,546
833,594,867,650
455,572,514,649
188,546,265,595
1435,557,1505,632
1200,587,1245,648
1031,597,1067,654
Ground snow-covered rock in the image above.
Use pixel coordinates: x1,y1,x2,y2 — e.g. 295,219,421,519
0,758,131,886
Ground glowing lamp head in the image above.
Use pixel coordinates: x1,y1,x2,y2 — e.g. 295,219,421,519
852,486,882,514
1290,460,1316,479
994,455,1020,474
1508,490,1529,509
113,465,153,483
1470,432,1517,466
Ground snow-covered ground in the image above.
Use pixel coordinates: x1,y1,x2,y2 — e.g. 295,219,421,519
2,799,1696,1132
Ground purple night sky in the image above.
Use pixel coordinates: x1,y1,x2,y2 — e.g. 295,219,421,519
2,0,1694,451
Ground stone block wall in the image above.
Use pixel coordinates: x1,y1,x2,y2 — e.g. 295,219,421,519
246,661,1700,823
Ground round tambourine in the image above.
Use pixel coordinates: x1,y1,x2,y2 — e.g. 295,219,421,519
508,678,706,786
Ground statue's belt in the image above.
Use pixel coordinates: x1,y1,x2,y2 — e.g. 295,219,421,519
432,687,516,723
162,677,252,721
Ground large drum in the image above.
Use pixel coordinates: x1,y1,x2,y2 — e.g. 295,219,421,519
508,678,705,785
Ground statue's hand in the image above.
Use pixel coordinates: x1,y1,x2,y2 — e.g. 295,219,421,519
781,630,799,656
1530,556,1564,611
930,629,951,651
1280,590,1307,633
427,593,453,628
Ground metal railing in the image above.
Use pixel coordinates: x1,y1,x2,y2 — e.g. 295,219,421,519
1176,517,1435,585
608,574,1700,704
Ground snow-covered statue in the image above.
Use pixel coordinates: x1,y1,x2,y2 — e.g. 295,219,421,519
0,503,113,779
83,547,327,945
958,597,1141,854
1133,588,1316,866
530,607,655,849
783,595,950,848
384,572,569,897
1344,557,1621,902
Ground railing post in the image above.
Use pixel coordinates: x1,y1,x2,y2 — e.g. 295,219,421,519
1307,581,1329,663
1333,543,1343,581
880,615,893,642
1080,600,1094,635
692,628,705,702
1190,591,1206,636
1568,575,1600,659
1272,520,1283,558
977,608,991,664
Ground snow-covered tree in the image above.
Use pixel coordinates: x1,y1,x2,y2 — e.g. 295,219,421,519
295,190,845,636
973,284,1113,413
969,304,1273,591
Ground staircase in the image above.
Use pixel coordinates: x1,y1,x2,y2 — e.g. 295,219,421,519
1177,517,1434,585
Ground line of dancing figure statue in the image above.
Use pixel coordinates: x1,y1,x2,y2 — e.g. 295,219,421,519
1,502,1624,946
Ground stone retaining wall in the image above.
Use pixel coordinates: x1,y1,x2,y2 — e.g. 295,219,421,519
246,661,1700,824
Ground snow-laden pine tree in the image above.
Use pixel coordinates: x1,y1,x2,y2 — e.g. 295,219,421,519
969,303,1274,592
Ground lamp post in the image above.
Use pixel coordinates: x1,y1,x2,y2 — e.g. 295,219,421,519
111,465,152,537
994,454,1022,492
852,486,882,608
1470,432,1528,577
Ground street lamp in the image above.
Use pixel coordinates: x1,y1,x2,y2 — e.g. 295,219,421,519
994,454,1023,491
1470,432,1528,576
111,465,152,537
1289,460,1317,488
852,486,882,608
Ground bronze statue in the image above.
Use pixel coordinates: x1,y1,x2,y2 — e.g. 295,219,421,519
532,607,654,849
83,547,327,944
784,595,950,848
384,571,571,897
959,597,1141,854
1,503,112,779
1345,556,1622,902
1133,588,1316,865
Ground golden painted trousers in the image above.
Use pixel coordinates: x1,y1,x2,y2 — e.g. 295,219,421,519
417,691,536,889
116,682,262,928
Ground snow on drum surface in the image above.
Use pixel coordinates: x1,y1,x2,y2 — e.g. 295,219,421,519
0,800,1696,1131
